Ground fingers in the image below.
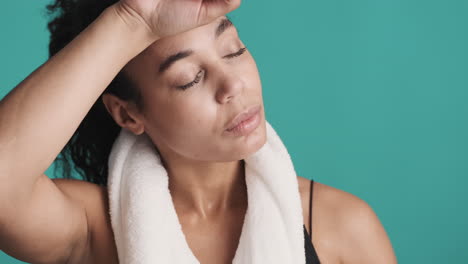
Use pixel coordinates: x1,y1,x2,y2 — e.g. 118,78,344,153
199,0,241,23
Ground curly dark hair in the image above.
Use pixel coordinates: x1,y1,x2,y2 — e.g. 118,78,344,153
47,0,143,186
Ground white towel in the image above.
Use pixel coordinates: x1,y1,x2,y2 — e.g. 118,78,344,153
107,121,306,264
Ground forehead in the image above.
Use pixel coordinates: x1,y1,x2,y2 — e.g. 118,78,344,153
144,16,234,59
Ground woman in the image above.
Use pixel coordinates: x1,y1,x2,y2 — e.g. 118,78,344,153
0,0,397,263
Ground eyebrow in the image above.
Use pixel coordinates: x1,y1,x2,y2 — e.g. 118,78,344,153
158,50,193,73
215,18,233,38
158,18,234,73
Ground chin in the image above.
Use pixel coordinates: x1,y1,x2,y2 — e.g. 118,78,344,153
214,117,267,162
238,118,267,159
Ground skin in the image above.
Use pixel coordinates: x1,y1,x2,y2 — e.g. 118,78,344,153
102,16,265,221
0,1,397,263
101,18,266,263
54,176,398,264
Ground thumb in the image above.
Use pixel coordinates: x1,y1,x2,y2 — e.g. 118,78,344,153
198,0,242,23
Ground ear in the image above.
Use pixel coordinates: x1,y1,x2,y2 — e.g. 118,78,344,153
101,93,145,135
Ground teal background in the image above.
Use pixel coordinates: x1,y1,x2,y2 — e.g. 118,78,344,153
1,0,467,263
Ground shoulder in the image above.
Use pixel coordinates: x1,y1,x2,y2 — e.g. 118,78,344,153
296,176,397,263
52,178,118,264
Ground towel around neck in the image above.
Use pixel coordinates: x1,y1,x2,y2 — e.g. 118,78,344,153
107,121,306,264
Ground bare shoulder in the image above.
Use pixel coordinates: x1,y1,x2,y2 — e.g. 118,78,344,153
296,176,397,264
52,178,118,264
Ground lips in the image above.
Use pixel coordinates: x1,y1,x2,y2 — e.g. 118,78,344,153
226,105,262,131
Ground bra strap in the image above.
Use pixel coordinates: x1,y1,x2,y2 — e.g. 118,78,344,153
309,180,315,238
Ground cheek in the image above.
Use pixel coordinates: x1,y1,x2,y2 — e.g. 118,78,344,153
239,56,262,90
174,95,217,129
146,94,219,145
154,107,223,160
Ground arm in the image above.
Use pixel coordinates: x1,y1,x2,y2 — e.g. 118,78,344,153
0,5,157,263
0,5,156,198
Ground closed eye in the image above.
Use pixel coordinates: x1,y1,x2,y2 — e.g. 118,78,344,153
176,70,204,90
223,47,247,59
176,47,247,91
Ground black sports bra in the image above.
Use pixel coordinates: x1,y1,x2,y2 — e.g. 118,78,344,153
304,180,321,264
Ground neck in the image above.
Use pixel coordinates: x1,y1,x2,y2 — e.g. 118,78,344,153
163,155,247,219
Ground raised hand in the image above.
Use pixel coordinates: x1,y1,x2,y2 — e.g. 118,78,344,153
116,0,241,38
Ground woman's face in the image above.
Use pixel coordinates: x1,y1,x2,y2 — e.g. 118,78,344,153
122,16,266,162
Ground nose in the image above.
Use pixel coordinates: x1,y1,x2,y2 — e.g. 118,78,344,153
215,68,245,104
